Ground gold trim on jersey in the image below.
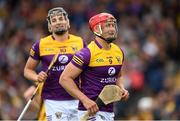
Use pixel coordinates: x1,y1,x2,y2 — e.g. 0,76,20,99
72,55,84,66
88,41,124,67
74,55,84,64
39,35,83,56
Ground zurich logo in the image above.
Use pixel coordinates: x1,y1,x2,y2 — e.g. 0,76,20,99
108,67,116,76
58,55,69,64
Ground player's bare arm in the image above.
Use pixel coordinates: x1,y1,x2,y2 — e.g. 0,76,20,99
116,72,129,100
23,85,40,108
59,62,99,116
24,57,47,83
23,86,36,101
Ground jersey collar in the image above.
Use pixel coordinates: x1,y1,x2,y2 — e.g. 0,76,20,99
94,39,103,49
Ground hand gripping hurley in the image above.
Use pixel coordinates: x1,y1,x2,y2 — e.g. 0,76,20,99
80,85,123,121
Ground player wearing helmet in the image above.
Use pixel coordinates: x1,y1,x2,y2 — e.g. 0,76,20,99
24,7,86,121
89,13,118,43
47,7,70,35
60,13,129,121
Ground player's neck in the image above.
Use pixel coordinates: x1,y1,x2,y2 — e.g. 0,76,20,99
96,37,111,50
52,32,69,41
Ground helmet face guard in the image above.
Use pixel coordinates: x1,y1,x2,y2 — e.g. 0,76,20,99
47,7,70,35
89,13,118,43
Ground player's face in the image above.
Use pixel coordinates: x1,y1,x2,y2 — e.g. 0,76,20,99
101,18,117,42
50,13,69,35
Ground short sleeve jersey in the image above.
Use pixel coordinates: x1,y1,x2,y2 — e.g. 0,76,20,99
71,40,124,112
30,34,86,100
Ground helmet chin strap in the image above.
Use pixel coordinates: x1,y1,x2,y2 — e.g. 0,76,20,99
93,25,115,43
94,32,114,43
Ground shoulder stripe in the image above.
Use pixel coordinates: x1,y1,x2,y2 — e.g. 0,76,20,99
74,56,84,63
72,58,82,65
72,56,84,65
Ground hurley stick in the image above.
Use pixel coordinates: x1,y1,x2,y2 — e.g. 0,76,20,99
80,85,123,121
17,52,59,121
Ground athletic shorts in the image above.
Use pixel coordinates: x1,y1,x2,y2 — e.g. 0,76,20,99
44,99,78,121
78,110,114,121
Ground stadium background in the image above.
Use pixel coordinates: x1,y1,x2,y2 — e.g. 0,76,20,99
0,0,180,120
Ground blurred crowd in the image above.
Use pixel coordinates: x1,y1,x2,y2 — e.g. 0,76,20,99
0,0,180,120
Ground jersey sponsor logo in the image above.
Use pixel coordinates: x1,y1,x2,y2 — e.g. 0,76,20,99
58,55,69,64
100,77,117,83
96,58,104,63
52,65,66,71
45,48,55,52
108,67,116,76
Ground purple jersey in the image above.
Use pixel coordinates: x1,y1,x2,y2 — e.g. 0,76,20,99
71,40,124,112
30,34,85,100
